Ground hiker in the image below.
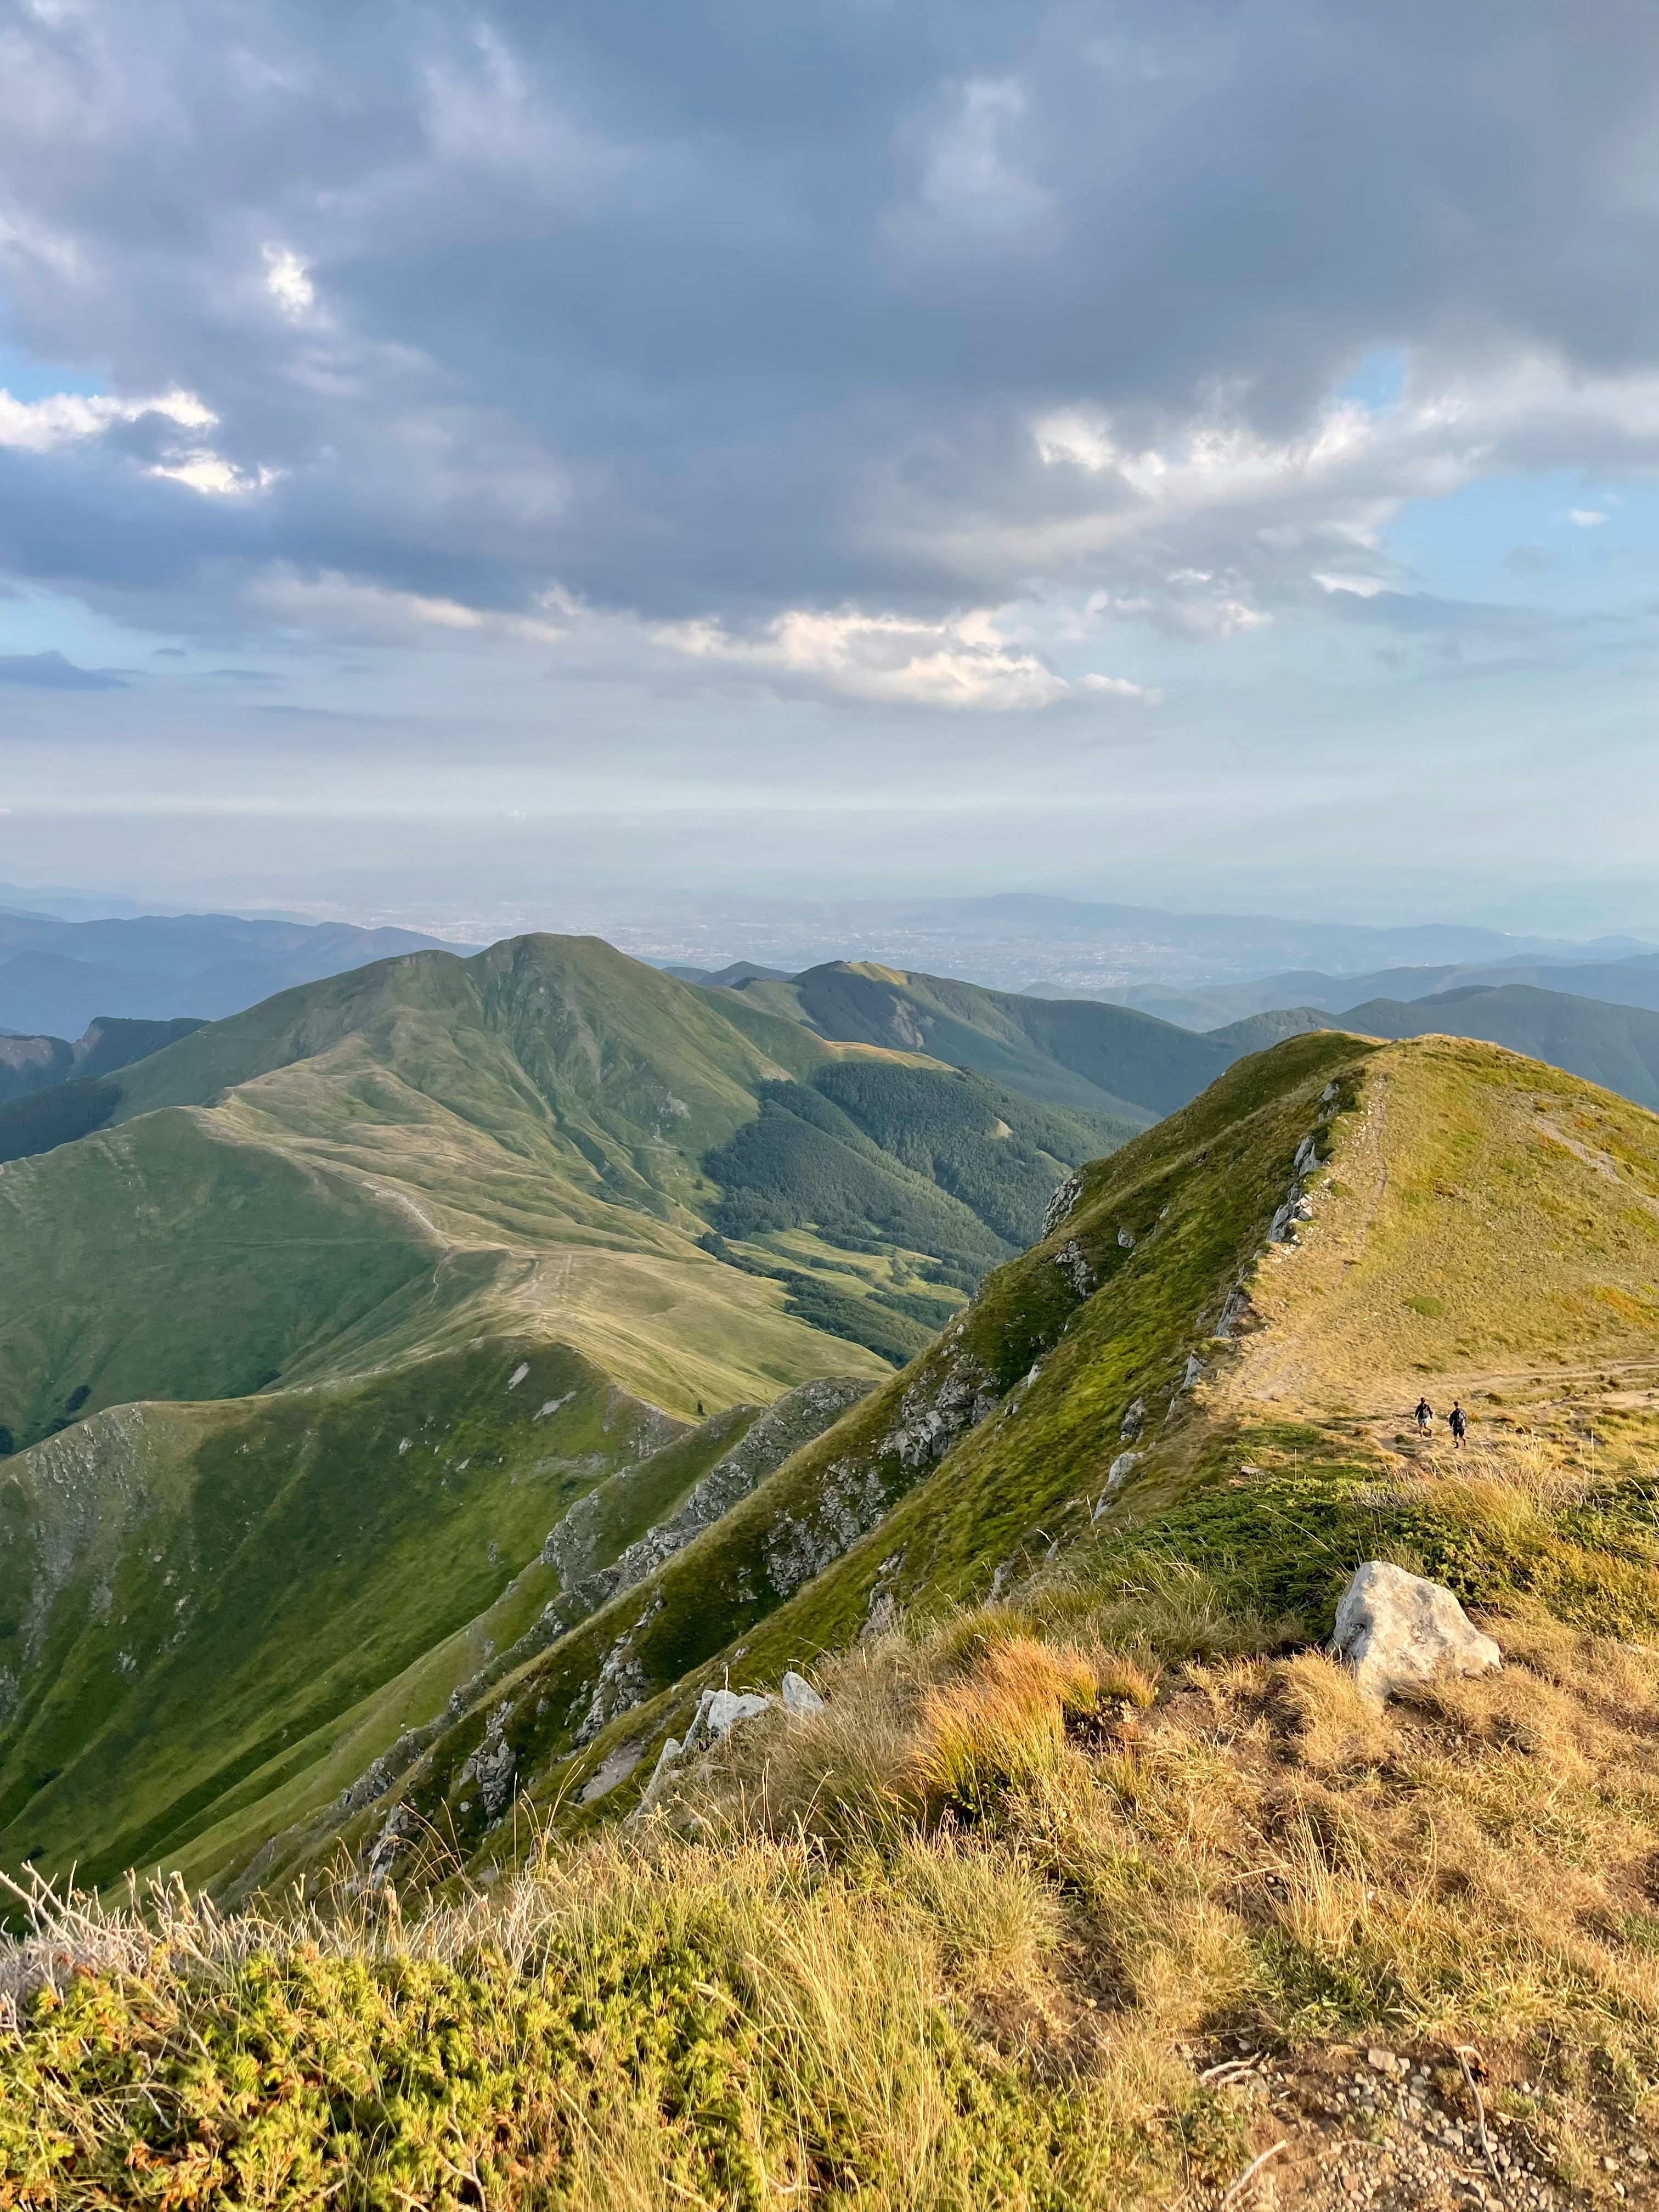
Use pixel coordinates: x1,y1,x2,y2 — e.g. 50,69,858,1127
1448,1400,1467,1448
1414,1396,1434,1435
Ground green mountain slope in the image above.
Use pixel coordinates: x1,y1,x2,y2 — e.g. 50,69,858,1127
295,1024,1659,1909
0,1014,204,1110
0,1031,71,1104
726,961,1232,1117
1204,1004,1332,1053
0,934,1136,1892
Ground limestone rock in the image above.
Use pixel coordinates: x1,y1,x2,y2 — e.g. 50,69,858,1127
684,1685,771,1752
1333,1560,1502,1703
1093,1451,1139,1519
1042,1171,1084,1237
781,1669,826,1717
1120,1397,1146,1442
627,1684,776,1825
628,1734,686,1821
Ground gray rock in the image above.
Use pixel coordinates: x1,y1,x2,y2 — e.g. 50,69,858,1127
1093,1451,1139,1519
578,1741,642,1804
1333,1560,1502,1703
462,1734,517,1820
1120,1397,1146,1442
628,1734,685,1821
879,1357,999,1471
1215,1280,1251,1338
683,1685,772,1752
780,1669,826,1716
1041,1171,1084,1237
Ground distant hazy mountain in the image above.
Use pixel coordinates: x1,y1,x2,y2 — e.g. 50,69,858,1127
589,889,1657,994
0,907,469,1035
1109,952,1659,1031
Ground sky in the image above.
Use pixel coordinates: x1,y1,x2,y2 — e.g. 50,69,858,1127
0,0,1657,933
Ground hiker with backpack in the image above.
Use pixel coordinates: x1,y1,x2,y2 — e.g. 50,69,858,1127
1448,1401,1467,1448
1414,1396,1434,1436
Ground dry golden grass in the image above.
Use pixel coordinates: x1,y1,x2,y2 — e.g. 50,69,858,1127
12,1568,1659,2205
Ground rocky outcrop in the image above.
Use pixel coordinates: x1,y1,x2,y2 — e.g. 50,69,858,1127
1333,1561,1502,1703
544,1377,872,1623
781,1668,826,1716
629,1669,826,1820
1041,1171,1084,1238
1092,1451,1140,1519
879,1353,999,1470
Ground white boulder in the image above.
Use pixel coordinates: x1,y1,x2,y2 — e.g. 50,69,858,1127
1333,1560,1501,1703
781,1669,826,1716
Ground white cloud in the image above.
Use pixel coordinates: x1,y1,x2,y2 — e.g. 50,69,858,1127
0,385,213,452
150,452,279,496
656,604,1073,709
1080,672,1163,702
971,356,1659,633
249,570,1154,713
0,380,274,496
262,245,314,318
1313,571,1390,595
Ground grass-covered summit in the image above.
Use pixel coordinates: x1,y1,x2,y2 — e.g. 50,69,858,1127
721,958,1234,1117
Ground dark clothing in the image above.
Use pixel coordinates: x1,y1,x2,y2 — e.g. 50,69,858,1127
1449,1407,1467,1443
1414,1399,1433,1427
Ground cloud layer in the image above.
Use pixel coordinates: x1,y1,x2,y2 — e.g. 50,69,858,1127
1,0,1657,712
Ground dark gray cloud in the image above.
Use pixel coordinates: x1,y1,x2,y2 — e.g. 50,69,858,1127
0,0,1657,661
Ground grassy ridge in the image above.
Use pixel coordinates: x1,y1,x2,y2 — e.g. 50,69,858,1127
0,1340,691,1888
1342,980,1659,1111
734,961,1233,1116
285,1035,1367,1885
303,1028,1659,1905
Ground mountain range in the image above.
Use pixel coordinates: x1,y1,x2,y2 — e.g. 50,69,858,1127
0,935,1156,1884
12,931,1659,1904
0,904,468,1037
1100,949,1659,1028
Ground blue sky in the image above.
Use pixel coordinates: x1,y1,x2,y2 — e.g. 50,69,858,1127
0,0,1656,932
